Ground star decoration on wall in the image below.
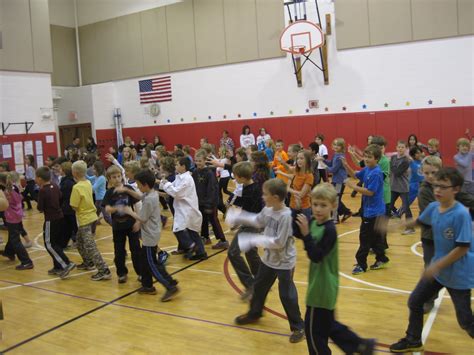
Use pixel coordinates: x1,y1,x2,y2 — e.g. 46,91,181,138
289,110,293,114
451,98,456,104
237,114,241,118
253,112,257,117
270,111,274,115
324,107,329,112
167,119,170,123
342,106,347,111
428,100,433,105
362,104,367,109
223,115,227,119
405,101,410,106
193,117,197,121
180,118,184,122
384,103,389,108
305,108,310,113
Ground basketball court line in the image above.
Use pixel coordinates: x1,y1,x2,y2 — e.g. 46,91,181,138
0,249,227,353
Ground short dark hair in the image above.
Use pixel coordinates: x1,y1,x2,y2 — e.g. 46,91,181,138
409,146,422,158
242,125,250,134
435,167,464,188
36,166,51,182
308,142,319,153
53,157,67,166
263,178,287,201
175,143,183,150
315,133,324,141
371,135,387,147
134,169,156,188
364,144,382,161
178,157,191,171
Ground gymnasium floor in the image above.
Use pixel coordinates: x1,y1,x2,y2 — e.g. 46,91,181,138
0,190,472,354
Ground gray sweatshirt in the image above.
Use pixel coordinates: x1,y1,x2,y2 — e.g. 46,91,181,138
139,190,161,247
390,155,410,193
235,206,296,270
454,152,473,182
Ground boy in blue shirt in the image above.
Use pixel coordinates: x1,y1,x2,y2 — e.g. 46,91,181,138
390,167,474,353
343,144,389,274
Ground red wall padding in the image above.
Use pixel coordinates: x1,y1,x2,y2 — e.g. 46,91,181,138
0,132,58,170
96,106,474,166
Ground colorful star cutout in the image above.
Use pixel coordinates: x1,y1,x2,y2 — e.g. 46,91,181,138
270,111,274,115
289,110,293,114
451,98,456,104
406,101,410,106
154,120,157,124
384,103,389,108
428,100,433,105
305,108,310,113
342,106,347,111
237,114,241,118
180,118,184,122
362,104,367,109
208,115,212,119
193,117,197,121
324,107,329,112
253,112,257,117
167,119,170,123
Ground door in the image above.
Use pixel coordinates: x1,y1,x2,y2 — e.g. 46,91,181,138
59,124,93,155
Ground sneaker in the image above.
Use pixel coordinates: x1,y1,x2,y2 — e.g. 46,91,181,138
118,274,128,284
171,249,185,255
138,286,157,295
48,268,62,275
212,240,229,250
369,261,389,270
352,264,366,275
16,263,34,270
137,275,142,282
1,252,15,261
161,286,179,302
358,338,376,355
240,287,254,302
91,270,112,281
189,253,208,261
389,337,423,353
77,263,95,271
289,329,305,343
234,313,261,325
202,237,212,245
341,212,352,223
402,228,416,235
23,241,33,248
158,250,170,265
59,262,76,279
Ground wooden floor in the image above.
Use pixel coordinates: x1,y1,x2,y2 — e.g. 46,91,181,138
0,189,472,354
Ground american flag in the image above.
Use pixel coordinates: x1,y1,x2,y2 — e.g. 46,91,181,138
139,76,172,104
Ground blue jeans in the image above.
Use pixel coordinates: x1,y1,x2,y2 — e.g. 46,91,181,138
406,277,473,340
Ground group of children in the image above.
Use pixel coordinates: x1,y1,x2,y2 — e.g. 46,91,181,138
0,130,472,354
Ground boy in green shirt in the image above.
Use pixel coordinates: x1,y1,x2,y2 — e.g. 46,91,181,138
295,183,375,355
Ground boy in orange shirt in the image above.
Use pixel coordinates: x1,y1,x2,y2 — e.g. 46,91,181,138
272,140,289,183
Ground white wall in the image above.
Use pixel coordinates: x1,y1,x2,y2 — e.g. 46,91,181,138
54,1,474,131
48,0,182,27
55,85,93,126
0,71,56,134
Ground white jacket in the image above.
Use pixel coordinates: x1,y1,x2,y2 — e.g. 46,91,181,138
160,171,202,233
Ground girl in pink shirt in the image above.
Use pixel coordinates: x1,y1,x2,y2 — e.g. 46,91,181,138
0,172,33,269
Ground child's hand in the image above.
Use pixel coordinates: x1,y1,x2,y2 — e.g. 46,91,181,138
105,153,115,162
122,206,133,216
132,221,141,233
295,214,309,238
423,263,440,280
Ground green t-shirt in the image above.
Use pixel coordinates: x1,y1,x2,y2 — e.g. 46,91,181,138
378,155,391,204
305,220,339,310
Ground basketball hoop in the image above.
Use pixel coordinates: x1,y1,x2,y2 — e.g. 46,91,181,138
280,20,324,55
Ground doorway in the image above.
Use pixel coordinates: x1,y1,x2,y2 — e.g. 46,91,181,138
59,123,93,155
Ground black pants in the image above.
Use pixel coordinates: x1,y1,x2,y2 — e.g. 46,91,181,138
22,180,37,209
4,223,32,265
305,307,363,355
355,216,389,270
318,169,328,183
390,191,412,219
44,220,70,269
406,278,473,340
175,229,206,255
228,227,261,289
113,228,142,277
141,245,176,290
332,183,351,219
159,195,168,210
248,263,304,331
200,207,226,241
217,177,231,214
61,213,78,248
19,221,28,237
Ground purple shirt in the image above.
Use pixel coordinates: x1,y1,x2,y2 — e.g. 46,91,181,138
5,189,23,223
